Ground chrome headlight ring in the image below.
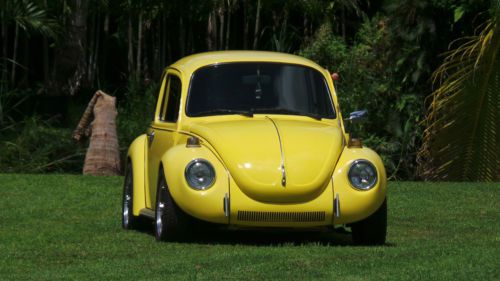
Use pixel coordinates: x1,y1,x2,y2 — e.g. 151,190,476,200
348,159,378,191
184,159,216,190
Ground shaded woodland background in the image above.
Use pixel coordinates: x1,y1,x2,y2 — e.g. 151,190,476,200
0,0,497,181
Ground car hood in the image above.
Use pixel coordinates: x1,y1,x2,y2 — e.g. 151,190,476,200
189,117,343,203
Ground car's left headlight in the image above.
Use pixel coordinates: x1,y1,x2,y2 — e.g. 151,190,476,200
348,160,377,190
185,159,216,190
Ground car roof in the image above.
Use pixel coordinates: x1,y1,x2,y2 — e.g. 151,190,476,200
169,51,326,74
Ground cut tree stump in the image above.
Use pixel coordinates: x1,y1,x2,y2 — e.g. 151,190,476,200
73,90,121,176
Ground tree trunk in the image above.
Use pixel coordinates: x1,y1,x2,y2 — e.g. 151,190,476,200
218,6,225,51
179,16,185,57
0,1,8,123
154,17,161,73
243,0,249,49
167,36,172,63
22,31,29,85
187,6,194,54
136,12,143,80
207,11,215,51
43,0,49,85
42,37,49,85
52,0,89,95
73,93,100,141
225,1,231,50
341,7,346,40
127,10,134,75
142,16,152,80
74,91,121,176
92,13,100,87
2,0,8,62
303,12,308,41
161,14,165,65
10,23,19,85
87,11,95,84
1,7,7,91
253,0,262,50
102,12,110,86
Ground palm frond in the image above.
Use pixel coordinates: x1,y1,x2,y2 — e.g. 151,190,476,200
10,0,59,38
418,10,500,181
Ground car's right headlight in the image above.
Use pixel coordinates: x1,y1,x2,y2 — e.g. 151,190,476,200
184,159,216,190
348,159,377,190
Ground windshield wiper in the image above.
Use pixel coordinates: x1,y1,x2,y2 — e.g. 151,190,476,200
250,108,322,120
190,108,323,120
190,109,253,117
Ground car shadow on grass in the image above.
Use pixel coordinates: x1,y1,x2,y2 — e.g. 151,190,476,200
129,219,391,246
189,228,354,246
187,229,396,247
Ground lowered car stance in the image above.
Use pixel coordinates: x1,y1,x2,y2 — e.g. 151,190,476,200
122,51,387,245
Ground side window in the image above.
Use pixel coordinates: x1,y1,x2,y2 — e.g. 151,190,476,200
160,75,182,122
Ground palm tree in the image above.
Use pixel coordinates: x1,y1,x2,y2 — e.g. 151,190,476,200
417,3,500,181
1,0,58,85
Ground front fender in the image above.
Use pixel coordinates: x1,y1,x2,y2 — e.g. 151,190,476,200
161,144,229,224
127,134,147,216
332,146,387,224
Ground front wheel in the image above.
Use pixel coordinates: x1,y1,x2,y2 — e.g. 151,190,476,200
155,170,189,241
351,198,387,245
122,163,137,230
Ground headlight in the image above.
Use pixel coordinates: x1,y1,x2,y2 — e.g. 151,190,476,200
348,160,377,190
185,159,215,190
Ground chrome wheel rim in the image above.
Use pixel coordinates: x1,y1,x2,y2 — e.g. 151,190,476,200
122,171,132,227
156,202,164,236
123,193,131,225
156,182,166,237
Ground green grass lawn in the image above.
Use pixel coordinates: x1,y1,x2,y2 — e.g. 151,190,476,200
0,174,498,280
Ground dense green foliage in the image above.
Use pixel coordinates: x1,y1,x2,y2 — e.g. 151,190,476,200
0,0,495,179
0,174,498,280
0,116,84,172
300,19,423,179
116,78,158,150
418,5,500,181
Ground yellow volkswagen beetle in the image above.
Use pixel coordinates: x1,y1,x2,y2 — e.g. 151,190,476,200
122,51,387,245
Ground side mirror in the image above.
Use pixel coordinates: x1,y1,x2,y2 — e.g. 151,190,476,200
345,110,367,148
345,110,367,123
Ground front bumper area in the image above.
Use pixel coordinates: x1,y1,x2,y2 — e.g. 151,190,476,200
163,143,386,228
228,177,334,227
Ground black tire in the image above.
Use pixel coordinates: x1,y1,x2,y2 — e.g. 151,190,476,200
154,170,189,241
122,163,138,230
351,198,387,245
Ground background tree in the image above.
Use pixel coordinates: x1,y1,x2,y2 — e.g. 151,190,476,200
0,0,58,88
418,3,500,181
51,0,89,96
0,0,495,178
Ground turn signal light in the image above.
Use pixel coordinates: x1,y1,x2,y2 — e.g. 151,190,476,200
348,137,362,148
186,136,201,147
331,72,340,81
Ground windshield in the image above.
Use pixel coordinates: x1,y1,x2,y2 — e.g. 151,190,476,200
186,63,336,119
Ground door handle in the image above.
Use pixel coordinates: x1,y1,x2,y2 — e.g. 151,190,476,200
147,131,155,145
